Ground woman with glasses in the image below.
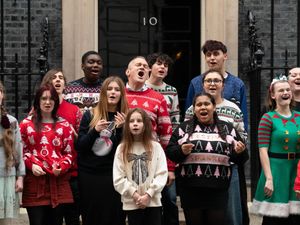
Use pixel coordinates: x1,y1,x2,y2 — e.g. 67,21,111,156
184,69,249,225
185,69,247,140
20,85,75,225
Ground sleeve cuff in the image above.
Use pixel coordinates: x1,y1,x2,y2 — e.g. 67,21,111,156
146,189,154,198
128,187,137,197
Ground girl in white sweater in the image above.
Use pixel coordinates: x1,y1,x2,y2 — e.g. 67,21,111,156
113,108,168,225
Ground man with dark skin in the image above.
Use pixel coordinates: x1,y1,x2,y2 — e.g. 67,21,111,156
64,51,104,112
63,51,104,224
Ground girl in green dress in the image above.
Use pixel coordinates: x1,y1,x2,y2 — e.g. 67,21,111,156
251,76,300,225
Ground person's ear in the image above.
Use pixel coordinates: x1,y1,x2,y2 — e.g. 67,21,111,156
270,92,276,99
125,68,130,77
223,53,228,60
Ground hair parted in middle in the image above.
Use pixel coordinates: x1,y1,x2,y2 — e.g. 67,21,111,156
190,92,227,141
41,68,67,86
121,108,153,163
0,81,18,170
201,68,224,84
32,84,60,131
89,76,128,129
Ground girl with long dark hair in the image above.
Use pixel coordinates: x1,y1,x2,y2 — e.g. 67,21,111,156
20,85,75,225
113,108,168,225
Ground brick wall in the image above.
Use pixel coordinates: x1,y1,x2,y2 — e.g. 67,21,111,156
239,0,298,103
1,0,61,120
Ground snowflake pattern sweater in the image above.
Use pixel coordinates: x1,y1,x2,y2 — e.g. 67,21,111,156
125,87,174,171
64,77,102,111
166,120,241,189
145,81,180,130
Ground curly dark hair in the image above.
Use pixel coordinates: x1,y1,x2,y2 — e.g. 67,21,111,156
146,52,174,69
201,40,227,54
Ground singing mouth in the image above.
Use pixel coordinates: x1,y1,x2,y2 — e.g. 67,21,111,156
200,111,208,116
138,71,145,77
281,96,290,100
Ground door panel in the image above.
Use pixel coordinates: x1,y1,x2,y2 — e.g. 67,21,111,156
99,0,149,81
99,0,200,115
151,1,200,115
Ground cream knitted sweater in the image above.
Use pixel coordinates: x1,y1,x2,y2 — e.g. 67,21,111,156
113,141,168,210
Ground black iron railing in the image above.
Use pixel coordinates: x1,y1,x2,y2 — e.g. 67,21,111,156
0,0,48,119
247,10,292,199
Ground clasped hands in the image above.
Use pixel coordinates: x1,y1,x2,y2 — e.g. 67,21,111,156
133,191,151,209
32,163,61,177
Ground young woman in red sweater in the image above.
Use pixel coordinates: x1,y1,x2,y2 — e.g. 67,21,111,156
20,85,75,225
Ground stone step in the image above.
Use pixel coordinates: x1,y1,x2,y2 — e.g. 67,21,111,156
15,188,263,225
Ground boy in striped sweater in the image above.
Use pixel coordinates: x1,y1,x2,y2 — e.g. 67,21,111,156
146,53,180,225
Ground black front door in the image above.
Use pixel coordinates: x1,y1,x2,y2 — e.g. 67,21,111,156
99,0,200,114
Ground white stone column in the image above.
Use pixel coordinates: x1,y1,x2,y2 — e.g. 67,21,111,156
62,0,98,82
201,0,238,75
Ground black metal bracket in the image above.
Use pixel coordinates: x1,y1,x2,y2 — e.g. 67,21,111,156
37,17,49,78
248,11,264,71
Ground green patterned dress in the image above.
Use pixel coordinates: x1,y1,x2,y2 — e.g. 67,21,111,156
251,111,300,217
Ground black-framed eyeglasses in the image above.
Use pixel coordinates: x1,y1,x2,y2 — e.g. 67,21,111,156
203,79,222,85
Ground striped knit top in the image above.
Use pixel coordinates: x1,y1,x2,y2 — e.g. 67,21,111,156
258,111,300,153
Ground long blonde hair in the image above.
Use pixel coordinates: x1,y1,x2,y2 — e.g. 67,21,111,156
89,76,128,128
121,108,153,163
0,82,18,170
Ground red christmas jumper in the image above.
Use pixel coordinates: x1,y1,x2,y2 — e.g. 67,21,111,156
20,116,75,208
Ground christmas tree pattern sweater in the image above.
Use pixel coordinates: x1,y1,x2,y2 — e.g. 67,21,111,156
166,119,241,189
